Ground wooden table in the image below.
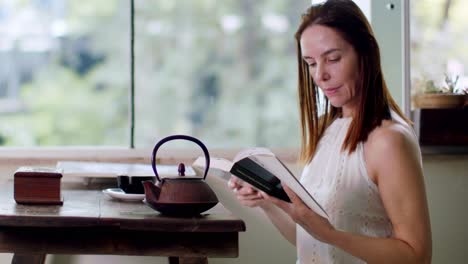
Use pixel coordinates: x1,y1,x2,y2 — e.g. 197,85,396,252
0,181,245,264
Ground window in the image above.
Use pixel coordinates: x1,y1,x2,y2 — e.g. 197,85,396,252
411,0,468,98
0,0,130,146
1,0,312,149
134,1,310,148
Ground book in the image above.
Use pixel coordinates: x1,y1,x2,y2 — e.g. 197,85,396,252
56,161,195,178
192,148,328,219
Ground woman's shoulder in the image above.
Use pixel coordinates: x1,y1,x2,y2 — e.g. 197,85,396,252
365,118,420,167
363,119,421,182
366,119,416,152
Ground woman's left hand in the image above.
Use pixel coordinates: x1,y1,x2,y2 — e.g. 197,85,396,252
260,184,336,243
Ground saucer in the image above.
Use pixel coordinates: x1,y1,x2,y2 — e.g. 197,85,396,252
102,188,145,202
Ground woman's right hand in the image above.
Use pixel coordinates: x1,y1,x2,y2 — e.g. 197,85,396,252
228,176,268,208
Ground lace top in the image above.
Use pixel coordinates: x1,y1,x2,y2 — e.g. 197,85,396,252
296,113,419,264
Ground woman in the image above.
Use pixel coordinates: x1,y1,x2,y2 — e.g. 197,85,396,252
228,0,432,263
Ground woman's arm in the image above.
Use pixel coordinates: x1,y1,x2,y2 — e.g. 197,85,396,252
340,124,432,263
264,125,432,263
228,177,297,245
260,202,297,245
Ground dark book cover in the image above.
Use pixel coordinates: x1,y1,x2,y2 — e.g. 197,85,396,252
230,157,291,203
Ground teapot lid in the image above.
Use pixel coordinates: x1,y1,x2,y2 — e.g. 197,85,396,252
151,135,210,182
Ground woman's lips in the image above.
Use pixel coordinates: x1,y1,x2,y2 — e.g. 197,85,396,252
323,86,340,97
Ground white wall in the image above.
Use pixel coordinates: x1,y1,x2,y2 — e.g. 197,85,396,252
371,0,406,110
422,155,468,263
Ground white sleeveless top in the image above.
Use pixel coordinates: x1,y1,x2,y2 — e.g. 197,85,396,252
297,113,420,264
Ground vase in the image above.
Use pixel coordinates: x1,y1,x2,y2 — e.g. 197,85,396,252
413,93,467,109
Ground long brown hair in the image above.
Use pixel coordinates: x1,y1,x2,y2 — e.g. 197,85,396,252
297,0,410,164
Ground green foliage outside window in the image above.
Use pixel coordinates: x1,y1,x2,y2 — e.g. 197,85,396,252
0,0,308,148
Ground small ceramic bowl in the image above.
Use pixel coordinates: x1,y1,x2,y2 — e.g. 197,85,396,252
117,175,155,194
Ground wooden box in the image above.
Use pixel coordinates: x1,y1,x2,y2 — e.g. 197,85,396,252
14,167,64,205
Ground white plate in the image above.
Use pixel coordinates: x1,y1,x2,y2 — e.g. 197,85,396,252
102,188,145,202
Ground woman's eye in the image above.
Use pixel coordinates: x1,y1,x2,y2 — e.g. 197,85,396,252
329,57,340,62
308,62,317,67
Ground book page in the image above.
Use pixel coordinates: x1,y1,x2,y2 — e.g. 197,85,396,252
233,147,275,162
192,156,233,181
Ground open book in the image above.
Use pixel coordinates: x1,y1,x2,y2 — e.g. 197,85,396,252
192,148,328,219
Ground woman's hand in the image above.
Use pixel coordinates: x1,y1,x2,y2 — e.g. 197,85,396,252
227,176,269,208
261,183,335,243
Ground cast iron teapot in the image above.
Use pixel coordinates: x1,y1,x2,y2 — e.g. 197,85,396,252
143,135,218,216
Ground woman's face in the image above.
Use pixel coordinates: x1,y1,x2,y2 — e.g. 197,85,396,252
300,24,360,117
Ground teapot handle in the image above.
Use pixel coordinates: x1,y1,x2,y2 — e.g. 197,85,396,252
151,135,210,182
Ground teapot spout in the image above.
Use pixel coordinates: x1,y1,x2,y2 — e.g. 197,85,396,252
143,180,160,201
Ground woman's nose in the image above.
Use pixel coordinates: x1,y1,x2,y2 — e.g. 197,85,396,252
314,64,331,82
